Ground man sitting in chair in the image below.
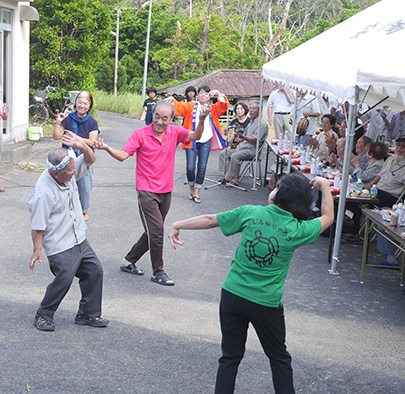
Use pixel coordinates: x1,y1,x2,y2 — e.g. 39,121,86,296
218,101,268,186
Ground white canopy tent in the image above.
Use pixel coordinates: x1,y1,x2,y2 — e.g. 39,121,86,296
261,0,405,273
263,0,405,111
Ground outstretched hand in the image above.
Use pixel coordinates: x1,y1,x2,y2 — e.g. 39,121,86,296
169,227,185,249
61,130,85,150
93,136,110,151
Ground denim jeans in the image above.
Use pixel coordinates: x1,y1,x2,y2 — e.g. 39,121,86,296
185,140,211,188
77,165,94,213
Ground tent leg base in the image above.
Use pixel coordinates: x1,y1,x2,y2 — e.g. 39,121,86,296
328,269,340,276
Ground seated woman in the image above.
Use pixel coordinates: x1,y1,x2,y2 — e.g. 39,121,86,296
227,102,250,149
328,138,355,173
308,114,338,160
343,142,388,242
352,142,387,187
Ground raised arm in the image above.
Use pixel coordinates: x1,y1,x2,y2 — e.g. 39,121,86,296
311,177,334,233
61,131,96,167
53,113,68,140
186,107,210,142
169,214,218,249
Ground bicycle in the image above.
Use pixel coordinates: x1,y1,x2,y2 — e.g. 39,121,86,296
28,86,77,126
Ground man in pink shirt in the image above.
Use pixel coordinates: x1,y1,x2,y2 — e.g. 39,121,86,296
95,101,208,285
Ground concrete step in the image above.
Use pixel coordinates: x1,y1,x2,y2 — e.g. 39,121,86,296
3,137,59,165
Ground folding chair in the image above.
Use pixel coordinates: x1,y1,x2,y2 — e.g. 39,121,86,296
227,143,265,192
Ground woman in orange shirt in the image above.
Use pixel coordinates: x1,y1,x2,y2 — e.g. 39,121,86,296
170,86,229,203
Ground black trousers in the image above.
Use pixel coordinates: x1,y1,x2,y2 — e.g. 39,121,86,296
215,289,295,394
377,188,397,208
125,191,172,275
37,240,103,320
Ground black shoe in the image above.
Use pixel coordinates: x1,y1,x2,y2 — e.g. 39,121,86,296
75,315,109,327
120,262,144,275
151,272,175,286
342,233,362,243
34,315,55,332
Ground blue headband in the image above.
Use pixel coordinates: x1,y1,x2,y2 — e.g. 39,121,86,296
47,154,72,171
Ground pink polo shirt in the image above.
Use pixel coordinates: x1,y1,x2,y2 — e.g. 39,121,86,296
123,124,190,193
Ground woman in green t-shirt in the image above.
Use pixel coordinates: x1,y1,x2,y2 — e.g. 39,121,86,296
170,173,333,394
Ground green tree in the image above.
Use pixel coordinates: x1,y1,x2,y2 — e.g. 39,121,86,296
30,0,113,92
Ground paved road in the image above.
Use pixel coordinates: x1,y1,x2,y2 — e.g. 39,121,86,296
0,111,404,393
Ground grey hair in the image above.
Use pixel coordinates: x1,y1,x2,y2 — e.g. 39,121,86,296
153,100,175,118
48,148,69,166
249,100,260,107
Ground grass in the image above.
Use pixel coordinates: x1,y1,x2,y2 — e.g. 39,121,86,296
93,90,144,117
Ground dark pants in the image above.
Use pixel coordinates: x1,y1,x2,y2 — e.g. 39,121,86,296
215,289,295,394
377,188,397,208
125,190,171,275
345,201,362,234
37,240,103,320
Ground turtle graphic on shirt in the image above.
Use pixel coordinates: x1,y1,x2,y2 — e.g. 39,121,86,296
245,230,279,267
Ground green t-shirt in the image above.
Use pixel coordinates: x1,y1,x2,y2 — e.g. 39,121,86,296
217,204,322,308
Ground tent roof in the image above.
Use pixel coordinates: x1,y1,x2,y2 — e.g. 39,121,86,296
262,0,405,111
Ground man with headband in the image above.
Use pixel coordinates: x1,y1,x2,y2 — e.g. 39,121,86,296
29,131,108,331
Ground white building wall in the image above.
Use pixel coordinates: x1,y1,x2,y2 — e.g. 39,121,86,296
2,1,31,143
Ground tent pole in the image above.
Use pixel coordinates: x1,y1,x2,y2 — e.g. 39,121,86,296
329,86,360,275
252,76,265,190
287,91,299,174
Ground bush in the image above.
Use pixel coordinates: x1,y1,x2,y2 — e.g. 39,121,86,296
93,90,144,117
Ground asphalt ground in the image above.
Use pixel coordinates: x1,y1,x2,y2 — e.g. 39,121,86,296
0,111,404,394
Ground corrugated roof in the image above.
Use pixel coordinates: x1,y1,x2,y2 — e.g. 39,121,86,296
157,69,276,99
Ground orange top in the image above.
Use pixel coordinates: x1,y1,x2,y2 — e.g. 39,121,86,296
174,97,229,149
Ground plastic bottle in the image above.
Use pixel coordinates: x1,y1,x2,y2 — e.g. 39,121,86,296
310,159,317,175
300,150,306,165
306,149,312,163
397,202,404,226
333,171,341,188
370,184,378,201
354,178,363,197
316,158,322,175
390,204,399,227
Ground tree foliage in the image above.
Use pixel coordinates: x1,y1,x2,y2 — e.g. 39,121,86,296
30,0,378,94
30,0,112,92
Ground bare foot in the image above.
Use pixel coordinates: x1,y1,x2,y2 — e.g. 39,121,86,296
0,186,5,192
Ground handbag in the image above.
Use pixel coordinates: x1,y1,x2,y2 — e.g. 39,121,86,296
296,117,309,136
